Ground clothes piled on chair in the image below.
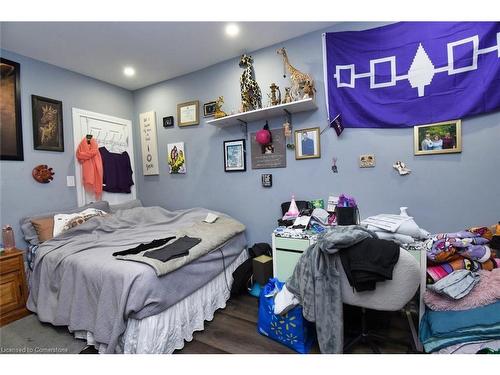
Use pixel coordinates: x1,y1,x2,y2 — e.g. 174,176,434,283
284,225,401,353
421,224,500,353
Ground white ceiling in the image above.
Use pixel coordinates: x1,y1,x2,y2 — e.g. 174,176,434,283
0,22,335,91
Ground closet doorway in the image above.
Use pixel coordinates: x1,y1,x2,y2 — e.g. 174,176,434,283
72,108,137,207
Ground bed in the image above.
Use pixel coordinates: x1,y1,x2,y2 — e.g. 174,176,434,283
22,202,247,354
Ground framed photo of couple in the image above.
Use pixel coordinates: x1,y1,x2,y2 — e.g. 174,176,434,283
414,119,462,156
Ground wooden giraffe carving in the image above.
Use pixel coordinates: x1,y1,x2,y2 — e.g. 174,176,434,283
239,54,262,111
277,47,314,101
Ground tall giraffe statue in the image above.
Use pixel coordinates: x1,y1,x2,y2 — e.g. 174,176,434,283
277,47,314,101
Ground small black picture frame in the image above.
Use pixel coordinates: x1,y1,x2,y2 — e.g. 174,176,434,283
163,116,174,128
32,95,64,152
223,139,246,172
203,101,216,117
262,174,272,188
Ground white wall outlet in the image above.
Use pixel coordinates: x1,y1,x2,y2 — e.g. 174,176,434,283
66,175,76,187
359,154,376,168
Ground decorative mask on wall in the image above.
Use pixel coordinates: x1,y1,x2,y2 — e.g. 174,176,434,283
32,164,55,183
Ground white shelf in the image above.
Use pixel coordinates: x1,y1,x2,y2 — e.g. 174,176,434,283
206,98,317,127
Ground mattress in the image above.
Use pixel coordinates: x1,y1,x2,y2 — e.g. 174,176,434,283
73,247,248,353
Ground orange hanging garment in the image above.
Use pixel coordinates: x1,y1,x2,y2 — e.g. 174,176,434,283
76,137,103,200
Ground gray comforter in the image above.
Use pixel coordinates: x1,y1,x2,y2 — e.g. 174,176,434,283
27,206,246,353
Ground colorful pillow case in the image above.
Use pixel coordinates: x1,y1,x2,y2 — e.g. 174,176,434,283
53,208,108,237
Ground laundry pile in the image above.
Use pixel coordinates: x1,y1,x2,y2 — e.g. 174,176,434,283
420,224,500,353
272,225,400,353
361,207,430,245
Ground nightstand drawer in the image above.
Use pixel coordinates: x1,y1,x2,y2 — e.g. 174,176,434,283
0,271,24,313
0,256,21,275
274,237,310,252
275,249,303,282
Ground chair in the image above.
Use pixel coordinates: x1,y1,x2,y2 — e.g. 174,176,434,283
340,248,420,353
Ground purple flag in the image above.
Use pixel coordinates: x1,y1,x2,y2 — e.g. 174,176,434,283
323,22,500,128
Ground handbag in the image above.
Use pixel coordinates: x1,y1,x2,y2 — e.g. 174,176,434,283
257,278,316,353
335,206,360,225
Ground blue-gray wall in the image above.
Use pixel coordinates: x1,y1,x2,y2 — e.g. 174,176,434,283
133,21,500,245
0,49,134,247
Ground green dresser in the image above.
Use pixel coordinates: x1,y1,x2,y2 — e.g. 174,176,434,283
272,234,315,282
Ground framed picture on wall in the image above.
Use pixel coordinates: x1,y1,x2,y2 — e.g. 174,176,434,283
294,127,321,160
0,57,23,160
167,142,186,174
203,101,216,117
177,100,199,126
414,119,462,156
223,139,246,172
32,95,64,152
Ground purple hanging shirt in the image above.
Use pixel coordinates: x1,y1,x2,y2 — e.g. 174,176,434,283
99,147,134,193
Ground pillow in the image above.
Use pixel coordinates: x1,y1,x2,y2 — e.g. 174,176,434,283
20,201,111,246
53,208,108,237
109,199,143,213
30,217,54,243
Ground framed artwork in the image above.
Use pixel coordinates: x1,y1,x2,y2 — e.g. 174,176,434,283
31,95,64,152
414,119,462,155
203,101,216,117
139,111,159,175
261,174,272,188
167,142,186,174
223,139,246,172
294,127,320,160
250,128,287,169
0,58,23,160
177,100,199,126
163,116,174,127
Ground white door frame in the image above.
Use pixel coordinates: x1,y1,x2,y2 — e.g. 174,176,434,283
72,107,136,207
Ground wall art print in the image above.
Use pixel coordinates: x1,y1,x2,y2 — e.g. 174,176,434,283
139,111,160,175
32,95,64,152
250,128,286,169
167,142,186,174
0,58,23,160
223,139,246,172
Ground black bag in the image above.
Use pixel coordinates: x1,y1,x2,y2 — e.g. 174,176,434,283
335,206,360,226
230,243,272,296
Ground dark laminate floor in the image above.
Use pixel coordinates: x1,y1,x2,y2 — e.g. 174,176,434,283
173,294,418,354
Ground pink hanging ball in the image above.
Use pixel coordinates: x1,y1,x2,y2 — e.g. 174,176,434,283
255,129,271,145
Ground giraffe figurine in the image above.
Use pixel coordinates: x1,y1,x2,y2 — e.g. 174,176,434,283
277,47,314,101
239,54,262,111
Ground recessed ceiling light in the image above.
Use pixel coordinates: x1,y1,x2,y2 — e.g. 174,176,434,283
225,23,240,37
123,67,135,77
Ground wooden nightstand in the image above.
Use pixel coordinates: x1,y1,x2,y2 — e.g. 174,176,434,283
0,248,30,326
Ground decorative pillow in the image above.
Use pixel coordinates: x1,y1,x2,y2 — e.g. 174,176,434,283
53,208,108,237
30,217,54,243
109,199,143,213
20,201,111,246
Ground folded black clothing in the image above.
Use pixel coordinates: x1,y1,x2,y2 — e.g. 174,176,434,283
144,235,201,263
112,236,175,256
340,238,400,292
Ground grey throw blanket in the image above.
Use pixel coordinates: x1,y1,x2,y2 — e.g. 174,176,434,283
27,206,246,353
286,225,376,353
115,216,245,276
